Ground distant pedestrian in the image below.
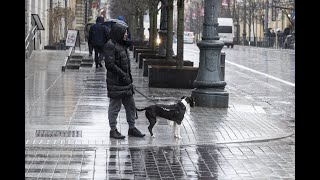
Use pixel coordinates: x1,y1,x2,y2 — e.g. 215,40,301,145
270,29,276,48
277,30,284,49
89,16,110,68
84,19,94,57
103,22,145,139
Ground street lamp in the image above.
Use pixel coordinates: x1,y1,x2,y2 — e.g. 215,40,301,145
191,0,229,108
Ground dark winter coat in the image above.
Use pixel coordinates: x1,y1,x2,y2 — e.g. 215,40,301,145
103,23,134,98
89,16,110,46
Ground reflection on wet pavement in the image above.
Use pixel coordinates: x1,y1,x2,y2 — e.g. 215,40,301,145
25,144,294,179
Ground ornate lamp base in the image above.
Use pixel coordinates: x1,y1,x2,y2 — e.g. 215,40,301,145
192,88,229,108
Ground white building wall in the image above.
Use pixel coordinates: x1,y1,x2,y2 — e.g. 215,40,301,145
26,0,49,49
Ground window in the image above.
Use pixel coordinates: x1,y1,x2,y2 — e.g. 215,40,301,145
217,26,232,33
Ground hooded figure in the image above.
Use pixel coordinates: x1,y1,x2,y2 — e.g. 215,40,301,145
103,22,145,139
104,23,132,97
117,16,131,40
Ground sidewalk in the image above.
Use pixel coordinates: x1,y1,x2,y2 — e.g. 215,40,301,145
25,47,295,179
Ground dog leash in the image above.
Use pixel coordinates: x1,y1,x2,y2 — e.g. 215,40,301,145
133,85,157,105
132,85,157,119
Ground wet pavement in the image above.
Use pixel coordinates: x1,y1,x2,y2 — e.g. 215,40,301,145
25,45,295,179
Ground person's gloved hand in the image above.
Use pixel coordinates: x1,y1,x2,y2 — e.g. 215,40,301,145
122,74,131,84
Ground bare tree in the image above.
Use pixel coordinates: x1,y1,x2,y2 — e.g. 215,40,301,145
108,0,149,42
166,0,174,61
49,2,75,44
148,0,161,49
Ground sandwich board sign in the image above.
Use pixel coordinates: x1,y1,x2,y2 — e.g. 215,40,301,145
66,30,81,51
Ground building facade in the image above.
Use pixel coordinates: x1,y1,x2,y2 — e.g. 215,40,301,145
25,0,94,51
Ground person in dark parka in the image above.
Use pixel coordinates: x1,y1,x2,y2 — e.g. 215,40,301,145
89,16,110,68
103,23,145,139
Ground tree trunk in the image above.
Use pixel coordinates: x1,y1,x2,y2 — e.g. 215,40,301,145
153,7,158,49
134,13,139,41
139,12,144,42
128,15,134,41
248,10,251,44
64,0,68,39
149,8,154,49
177,0,184,69
166,0,173,61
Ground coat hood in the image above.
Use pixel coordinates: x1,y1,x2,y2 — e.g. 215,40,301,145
110,23,128,45
96,16,104,23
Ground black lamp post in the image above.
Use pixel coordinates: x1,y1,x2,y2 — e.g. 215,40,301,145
191,0,229,108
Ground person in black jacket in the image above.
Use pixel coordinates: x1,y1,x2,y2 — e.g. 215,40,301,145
84,21,94,56
89,16,110,68
103,22,145,139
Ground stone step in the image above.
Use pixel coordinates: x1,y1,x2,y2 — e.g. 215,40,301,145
68,59,82,64
80,63,93,67
82,58,94,63
66,63,80,69
70,55,83,59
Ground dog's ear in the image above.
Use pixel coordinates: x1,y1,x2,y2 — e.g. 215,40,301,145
181,96,186,99
188,97,195,107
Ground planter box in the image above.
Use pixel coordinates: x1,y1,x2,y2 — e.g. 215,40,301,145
143,59,193,76
138,54,177,68
133,46,151,58
148,65,198,89
134,49,158,62
130,41,148,51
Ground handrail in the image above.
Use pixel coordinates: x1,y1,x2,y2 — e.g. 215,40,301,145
25,26,37,43
25,26,38,50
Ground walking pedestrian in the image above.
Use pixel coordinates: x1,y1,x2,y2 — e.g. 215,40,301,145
103,22,145,139
89,16,110,68
270,29,276,48
84,19,94,57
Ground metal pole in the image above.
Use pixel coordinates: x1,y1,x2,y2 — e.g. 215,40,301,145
264,0,269,47
49,0,53,45
191,0,229,108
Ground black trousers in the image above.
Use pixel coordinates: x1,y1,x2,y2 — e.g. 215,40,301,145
93,45,104,65
88,42,93,55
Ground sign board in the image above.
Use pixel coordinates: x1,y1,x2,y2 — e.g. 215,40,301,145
66,30,79,47
31,14,45,30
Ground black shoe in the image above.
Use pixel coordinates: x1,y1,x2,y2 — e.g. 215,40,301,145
99,63,103,67
110,129,125,139
128,127,145,137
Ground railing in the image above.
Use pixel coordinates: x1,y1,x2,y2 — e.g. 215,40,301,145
235,35,295,50
25,25,39,59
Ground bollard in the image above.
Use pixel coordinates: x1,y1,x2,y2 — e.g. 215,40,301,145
220,51,225,81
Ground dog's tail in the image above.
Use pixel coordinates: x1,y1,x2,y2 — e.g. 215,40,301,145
135,107,147,119
135,107,147,111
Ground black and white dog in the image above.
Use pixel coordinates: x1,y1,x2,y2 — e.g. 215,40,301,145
136,96,195,139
